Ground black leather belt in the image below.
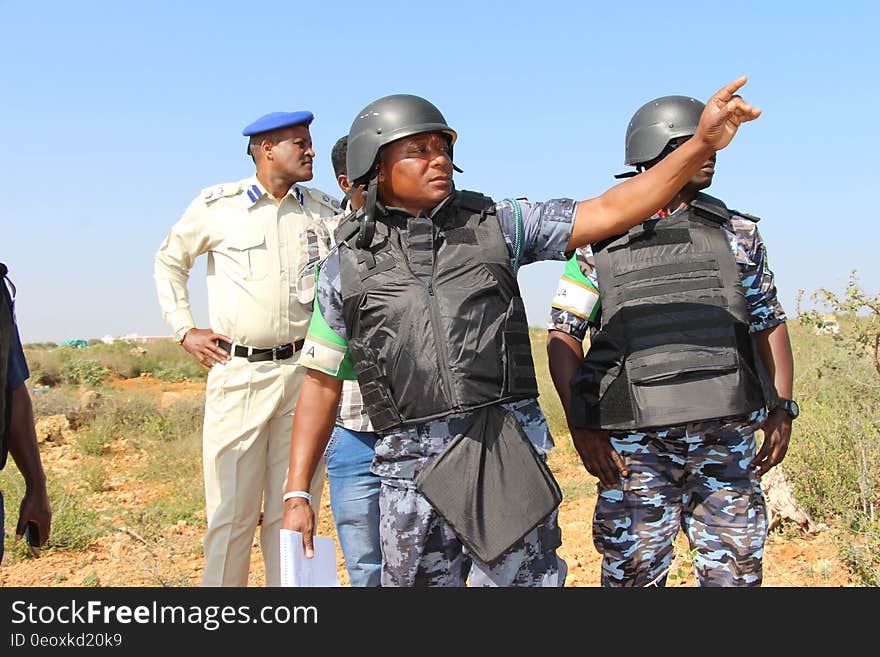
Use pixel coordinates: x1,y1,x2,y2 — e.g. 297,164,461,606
217,339,304,363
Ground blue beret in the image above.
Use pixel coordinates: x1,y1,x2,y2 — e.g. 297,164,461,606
242,111,314,137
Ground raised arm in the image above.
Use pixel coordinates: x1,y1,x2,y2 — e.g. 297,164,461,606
568,77,761,249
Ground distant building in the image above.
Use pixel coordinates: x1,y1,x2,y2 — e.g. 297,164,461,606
118,333,171,344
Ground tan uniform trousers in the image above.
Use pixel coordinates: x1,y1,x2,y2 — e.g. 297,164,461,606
201,355,324,587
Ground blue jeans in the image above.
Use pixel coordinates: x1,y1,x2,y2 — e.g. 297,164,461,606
323,426,382,587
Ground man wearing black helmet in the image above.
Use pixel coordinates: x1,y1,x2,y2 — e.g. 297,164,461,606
283,78,762,587
547,94,794,587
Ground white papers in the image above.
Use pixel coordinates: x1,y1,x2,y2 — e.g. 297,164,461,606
279,529,340,587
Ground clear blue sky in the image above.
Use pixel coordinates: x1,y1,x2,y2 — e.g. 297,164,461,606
3,1,877,342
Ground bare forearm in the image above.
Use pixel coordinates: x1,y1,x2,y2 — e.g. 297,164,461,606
8,385,47,490
285,370,342,492
754,322,794,399
568,138,714,249
547,331,585,423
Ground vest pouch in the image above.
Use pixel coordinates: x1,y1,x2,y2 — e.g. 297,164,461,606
502,297,538,396
348,341,402,432
626,346,737,385
414,404,562,564
627,345,740,427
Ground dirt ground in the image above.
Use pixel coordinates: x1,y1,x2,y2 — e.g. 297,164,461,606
0,376,855,588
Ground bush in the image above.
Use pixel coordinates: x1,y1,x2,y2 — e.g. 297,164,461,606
138,340,206,381
26,340,207,386
60,359,109,386
24,347,72,386
29,386,82,420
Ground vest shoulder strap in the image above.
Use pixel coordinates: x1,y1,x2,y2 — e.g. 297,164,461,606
334,210,362,246
728,208,762,223
690,192,730,224
455,189,495,213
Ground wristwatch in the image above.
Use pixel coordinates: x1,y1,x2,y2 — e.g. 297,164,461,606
776,398,800,420
174,326,193,345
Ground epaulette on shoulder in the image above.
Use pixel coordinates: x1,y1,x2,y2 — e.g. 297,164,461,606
333,210,361,245
729,208,761,223
305,186,342,212
200,181,242,203
455,189,494,212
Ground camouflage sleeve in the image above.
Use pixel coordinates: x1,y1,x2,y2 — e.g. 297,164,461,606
494,198,576,267
547,247,600,343
314,250,347,339
295,215,336,306
730,216,787,332
297,250,358,380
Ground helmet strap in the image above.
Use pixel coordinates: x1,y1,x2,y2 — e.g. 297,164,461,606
356,177,378,251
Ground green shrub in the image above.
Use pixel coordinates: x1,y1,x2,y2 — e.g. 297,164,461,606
76,427,109,456
81,571,101,587
79,457,107,493
60,359,109,386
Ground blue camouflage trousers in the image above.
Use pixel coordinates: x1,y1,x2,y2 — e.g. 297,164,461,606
593,412,767,587
379,480,564,587
373,399,565,587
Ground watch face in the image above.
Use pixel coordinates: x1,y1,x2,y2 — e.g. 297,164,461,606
781,399,799,419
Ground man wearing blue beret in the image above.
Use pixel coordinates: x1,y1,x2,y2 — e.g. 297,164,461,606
154,110,339,586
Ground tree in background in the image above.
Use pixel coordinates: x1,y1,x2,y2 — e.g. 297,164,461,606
797,269,880,378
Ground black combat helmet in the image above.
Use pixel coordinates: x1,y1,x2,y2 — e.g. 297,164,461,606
346,94,459,184
624,95,705,167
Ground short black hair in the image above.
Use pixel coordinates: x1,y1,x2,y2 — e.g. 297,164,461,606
331,136,348,178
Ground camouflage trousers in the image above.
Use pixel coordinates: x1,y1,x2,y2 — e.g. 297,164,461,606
374,399,565,587
593,412,767,587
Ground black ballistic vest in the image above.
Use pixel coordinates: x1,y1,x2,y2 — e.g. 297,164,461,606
570,193,765,431
1,263,14,470
337,191,538,431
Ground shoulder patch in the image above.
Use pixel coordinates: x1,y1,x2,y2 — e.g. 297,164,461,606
729,208,761,223
201,181,242,203
305,186,342,212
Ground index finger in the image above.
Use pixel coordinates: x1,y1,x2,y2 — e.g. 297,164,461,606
712,76,748,103
302,526,315,559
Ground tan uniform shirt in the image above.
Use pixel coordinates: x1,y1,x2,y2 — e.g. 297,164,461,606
154,175,340,347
